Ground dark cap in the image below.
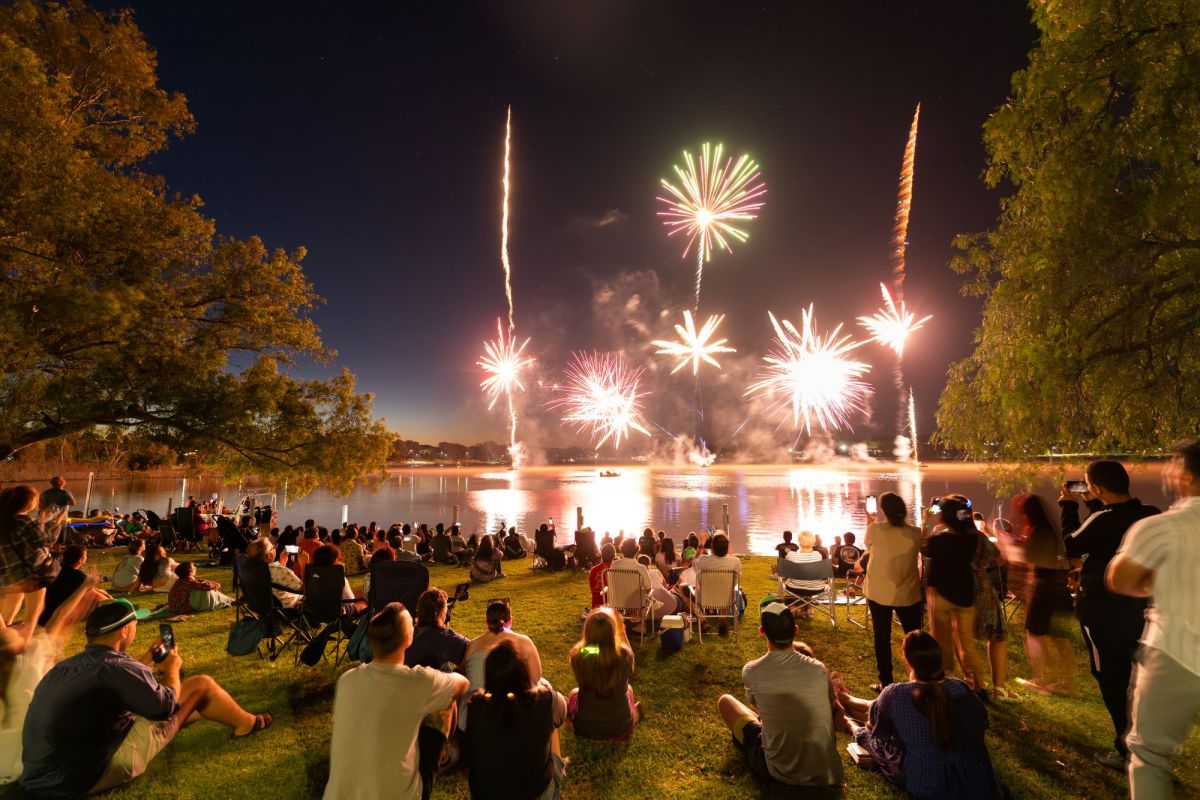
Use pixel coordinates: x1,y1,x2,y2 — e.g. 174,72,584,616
85,598,151,638
758,595,797,646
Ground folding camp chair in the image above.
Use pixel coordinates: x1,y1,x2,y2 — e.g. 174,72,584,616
694,568,740,642
235,555,306,661
776,556,836,628
574,529,600,571
367,559,430,614
842,567,869,629
300,564,356,666
604,567,655,645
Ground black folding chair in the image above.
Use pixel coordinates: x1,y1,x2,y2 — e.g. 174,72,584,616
235,555,305,661
574,528,600,571
215,516,250,566
367,559,429,613
300,564,356,666
776,556,837,628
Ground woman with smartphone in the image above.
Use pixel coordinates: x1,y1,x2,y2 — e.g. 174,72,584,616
861,492,924,690
0,486,67,623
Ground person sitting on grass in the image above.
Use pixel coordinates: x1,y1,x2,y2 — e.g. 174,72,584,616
431,523,456,565
838,630,1002,800
36,545,109,629
166,562,232,615
0,578,104,784
338,529,366,576
110,540,145,595
775,530,799,558
21,598,271,797
501,526,527,560
137,544,178,593
459,599,543,733
717,598,843,788
324,602,469,800
655,536,678,574
470,534,505,584
587,543,616,613
405,588,470,671
568,607,640,741
467,640,568,800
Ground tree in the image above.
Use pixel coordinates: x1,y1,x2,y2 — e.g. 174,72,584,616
0,1,390,495
937,1,1200,459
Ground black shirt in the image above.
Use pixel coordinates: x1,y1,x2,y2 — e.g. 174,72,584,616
37,565,86,627
465,685,566,799
1061,497,1159,602
923,530,978,607
403,625,469,670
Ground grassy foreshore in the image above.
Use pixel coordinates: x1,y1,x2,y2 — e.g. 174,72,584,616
6,550,1198,800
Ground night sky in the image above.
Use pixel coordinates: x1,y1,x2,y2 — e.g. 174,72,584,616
117,2,1036,448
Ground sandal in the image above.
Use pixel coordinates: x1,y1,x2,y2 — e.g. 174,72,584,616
994,687,1023,702
233,712,273,739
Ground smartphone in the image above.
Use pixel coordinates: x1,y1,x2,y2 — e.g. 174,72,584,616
159,623,175,651
865,495,877,514
974,519,986,532
548,517,554,526
929,503,941,515
151,623,175,663
285,544,300,554
1066,480,1088,493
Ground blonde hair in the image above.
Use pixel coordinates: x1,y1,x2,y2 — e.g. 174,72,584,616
797,530,816,549
570,607,632,695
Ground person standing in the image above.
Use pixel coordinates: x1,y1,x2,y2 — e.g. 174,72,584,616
922,495,988,692
38,478,74,514
861,492,923,691
1108,439,1200,799
1060,460,1160,770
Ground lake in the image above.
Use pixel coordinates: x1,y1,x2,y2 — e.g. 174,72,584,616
56,461,1168,556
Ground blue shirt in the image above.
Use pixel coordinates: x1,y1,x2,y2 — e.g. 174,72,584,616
855,678,999,800
21,645,176,797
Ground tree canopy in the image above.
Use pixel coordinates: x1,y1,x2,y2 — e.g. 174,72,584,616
0,0,390,495
936,0,1200,459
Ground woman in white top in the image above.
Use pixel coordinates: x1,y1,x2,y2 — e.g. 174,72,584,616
0,579,100,783
862,492,924,690
458,599,543,732
654,537,678,574
110,540,145,594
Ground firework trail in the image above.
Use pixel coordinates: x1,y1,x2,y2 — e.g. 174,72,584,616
478,319,535,451
890,104,919,303
658,143,766,311
908,387,920,465
652,310,736,375
550,352,651,450
501,105,514,336
745,307,872,435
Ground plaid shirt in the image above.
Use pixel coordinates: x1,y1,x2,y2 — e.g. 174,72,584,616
167,574,219,614
0,514,58,586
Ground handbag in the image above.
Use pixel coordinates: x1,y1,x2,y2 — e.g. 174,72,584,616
226,617,263,656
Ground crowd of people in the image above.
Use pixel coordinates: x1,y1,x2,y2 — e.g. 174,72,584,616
0,438,1196,798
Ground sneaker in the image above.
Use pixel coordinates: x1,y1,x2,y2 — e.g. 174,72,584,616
1093,751,1126,772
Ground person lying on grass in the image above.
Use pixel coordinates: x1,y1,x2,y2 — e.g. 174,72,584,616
717,597,843,788
836,630,1004,800
166,562,232,615
20,598,271,797
325,602,469,800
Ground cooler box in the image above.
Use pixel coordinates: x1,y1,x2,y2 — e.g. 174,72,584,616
660,614,691,651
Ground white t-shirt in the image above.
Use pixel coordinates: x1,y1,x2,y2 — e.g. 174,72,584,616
1119,497,1200,675
325,661,461,800
0,633,57,783
111,554,143,588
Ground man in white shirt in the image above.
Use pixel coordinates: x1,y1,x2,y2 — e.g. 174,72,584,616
606,539,653,625
1108,439,1200,799
694,532,743,631
324,602,470,800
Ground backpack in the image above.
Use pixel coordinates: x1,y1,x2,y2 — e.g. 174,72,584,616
226,617,262,656
347,613,373,663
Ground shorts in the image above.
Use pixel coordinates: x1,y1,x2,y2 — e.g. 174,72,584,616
88,713,184,794
1025,568,1071,636
731,716,772,781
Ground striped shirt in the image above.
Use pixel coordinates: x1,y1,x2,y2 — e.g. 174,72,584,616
1118,497,1200,675
785,550,828,593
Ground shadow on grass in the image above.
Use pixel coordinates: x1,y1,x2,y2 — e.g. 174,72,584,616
306,756,330,798
286,679,336,718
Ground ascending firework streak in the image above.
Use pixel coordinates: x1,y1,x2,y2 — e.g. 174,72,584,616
658,143,766,311
746,307,872,435
890,104,919,303
501,105,515,335
652,310,736,375
908,388,921,465
550,353,650,450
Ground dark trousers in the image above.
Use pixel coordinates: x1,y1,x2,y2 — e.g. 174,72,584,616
1078,595,1147,757
867,598,924,686
417,725,448,800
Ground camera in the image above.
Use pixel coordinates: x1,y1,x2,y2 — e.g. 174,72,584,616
444,582,471,626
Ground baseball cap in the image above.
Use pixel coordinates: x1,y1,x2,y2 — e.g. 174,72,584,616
85,598,152,638
682,547,697,560
758,594,797,646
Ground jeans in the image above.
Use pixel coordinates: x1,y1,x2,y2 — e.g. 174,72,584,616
867,598,924,685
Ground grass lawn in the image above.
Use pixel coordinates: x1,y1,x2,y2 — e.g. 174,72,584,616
8,548,1200,800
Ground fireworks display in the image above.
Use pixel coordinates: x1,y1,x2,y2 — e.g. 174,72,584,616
857,282,932,357
478,318,534,411
658,143,766,310
746,307,872,434
652,310,736,375
890,104,920,302
550,353,651,449
501,105,515,335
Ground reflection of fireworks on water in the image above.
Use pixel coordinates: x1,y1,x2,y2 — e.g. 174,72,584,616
478,318,534,452
550,353,651,450
857,283,931,357
658,143,766,309
652,310,736,375
746,307,872,434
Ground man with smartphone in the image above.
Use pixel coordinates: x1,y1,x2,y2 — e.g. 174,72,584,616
21,598,271,796
1059,460,1159,771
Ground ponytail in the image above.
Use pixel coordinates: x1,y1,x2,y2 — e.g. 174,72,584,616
911,679,955,751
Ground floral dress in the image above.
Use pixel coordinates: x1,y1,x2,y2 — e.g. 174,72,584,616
971,533,1005,642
